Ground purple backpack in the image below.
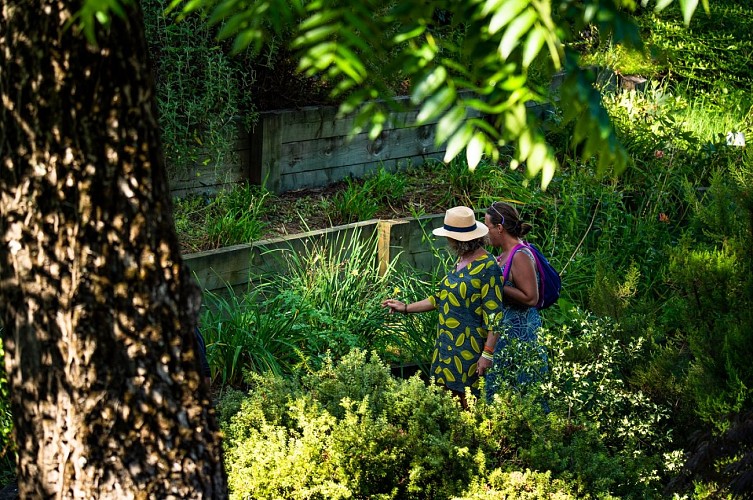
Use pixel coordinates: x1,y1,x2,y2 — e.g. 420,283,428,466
500,242,561,310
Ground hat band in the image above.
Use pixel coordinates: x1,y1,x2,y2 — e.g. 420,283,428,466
443,223,477,233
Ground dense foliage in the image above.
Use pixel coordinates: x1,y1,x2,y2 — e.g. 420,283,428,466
190,78,751,498
2,0,752,496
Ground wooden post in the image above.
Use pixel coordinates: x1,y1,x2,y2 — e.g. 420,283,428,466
377,220,392,277
249,111,283,192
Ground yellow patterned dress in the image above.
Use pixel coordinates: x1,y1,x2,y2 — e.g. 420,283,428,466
428,252,504,395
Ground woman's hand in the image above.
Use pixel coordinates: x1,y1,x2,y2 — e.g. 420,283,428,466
477,355,493,376
381,298,406,314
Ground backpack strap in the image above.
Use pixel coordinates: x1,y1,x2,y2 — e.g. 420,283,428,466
500,243,526,284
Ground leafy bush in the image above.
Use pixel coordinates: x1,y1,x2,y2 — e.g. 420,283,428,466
219,349,667,499
142,0,256,174
201,227,405,383
540,309,671,453
266,227,402,365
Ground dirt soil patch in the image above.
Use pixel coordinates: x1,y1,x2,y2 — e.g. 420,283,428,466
259,175,453,240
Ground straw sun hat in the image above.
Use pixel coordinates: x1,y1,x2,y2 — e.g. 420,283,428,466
432,206,489,241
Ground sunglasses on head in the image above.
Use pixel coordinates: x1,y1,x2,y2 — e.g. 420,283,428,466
489,203,505,226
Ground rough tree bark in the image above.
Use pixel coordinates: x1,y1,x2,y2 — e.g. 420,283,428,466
0,0,227,497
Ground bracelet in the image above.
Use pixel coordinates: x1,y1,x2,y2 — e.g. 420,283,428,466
483,344,494,354
403,303,408,314
481,352,494,361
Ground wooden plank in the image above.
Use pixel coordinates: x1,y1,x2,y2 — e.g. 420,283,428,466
278,124,446,175
184,219,381,293
277,152,444,192
168,161,245,197
280,108,433,143
275,93,481,143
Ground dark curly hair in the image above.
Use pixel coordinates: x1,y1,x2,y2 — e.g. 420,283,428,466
447,236,488,256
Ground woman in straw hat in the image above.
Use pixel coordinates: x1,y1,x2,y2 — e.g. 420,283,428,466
382,206,504,408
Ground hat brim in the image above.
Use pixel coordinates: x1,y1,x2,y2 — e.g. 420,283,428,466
432,222,489,241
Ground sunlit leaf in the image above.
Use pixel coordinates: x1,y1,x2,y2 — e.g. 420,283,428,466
293,25,340,48
466,132,485,170
522,26,546,68
393,24,426,44
499,74,527,91
412,67,447,104
499,9,538,59
369,122,384,141
436,105,467,145
504,102,526,134
444,125,473,163
488,0,528,35
679,0,699,26
518,129,532,161
299,9,341,31
416,87,455,124
525,141,547,176
480,0,507,17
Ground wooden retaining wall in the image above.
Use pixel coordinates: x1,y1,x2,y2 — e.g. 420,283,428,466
183,214,447,295
166,69,642,198
167,95,484,197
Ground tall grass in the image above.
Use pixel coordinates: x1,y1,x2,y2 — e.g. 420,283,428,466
173,183,270,252
267,227,402,364
201,284,309,385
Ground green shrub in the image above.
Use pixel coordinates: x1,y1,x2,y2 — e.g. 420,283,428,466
220,351,478,499
458,469,579,499
142,0,256,175
266,227,402,365
219,349,667,499
540,309,671,453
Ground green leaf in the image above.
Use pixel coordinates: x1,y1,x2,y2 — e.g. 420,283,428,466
232,30,261,55
466,132,485,170
293,25,340,49
525,141,547,177
517,129,533,161
504,102,527,134
393,24,426,44
412,67,448,104
540,154,556,190
299,9,342,31
522,26,546,68
335,45,367,82
436,105,467,145
480,0,507,17
488,0,528,35
499,74,527,91
443,125,473,163
499,9,538,60
416,87,455,125
679,0,699,26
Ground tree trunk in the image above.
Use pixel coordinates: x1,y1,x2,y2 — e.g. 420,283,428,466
0,0,227,497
